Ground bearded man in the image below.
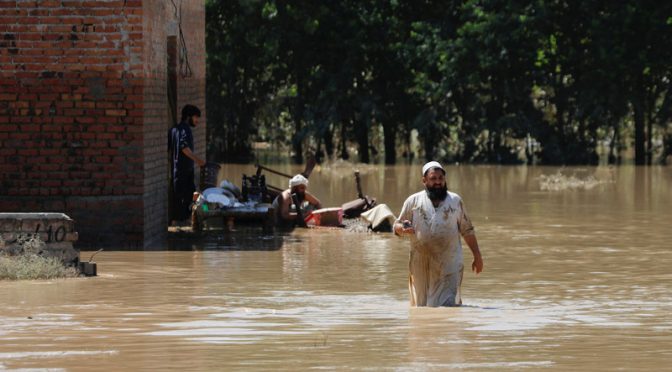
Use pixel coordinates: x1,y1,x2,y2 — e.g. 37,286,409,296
272,174,322,227
394,161,484,307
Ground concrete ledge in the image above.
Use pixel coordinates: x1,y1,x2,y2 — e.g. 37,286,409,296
0,213,79,265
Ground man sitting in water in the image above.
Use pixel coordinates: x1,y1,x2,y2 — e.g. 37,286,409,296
272,174,322,227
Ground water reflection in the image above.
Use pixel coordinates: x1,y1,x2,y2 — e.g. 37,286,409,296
165,227,287,252
0,165,671,370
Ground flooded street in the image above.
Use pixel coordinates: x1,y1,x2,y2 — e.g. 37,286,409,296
1,165,671,370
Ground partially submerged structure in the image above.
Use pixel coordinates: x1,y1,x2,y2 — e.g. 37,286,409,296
0,213,78,265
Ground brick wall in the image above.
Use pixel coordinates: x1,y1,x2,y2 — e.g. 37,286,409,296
0,0,205,249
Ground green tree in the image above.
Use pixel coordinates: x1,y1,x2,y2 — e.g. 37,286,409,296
204,0,672,166
206,0,282,162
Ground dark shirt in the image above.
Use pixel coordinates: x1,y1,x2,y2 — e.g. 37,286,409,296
168,121,194,177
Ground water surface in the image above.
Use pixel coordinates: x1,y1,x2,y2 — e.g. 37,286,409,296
1,165,671,370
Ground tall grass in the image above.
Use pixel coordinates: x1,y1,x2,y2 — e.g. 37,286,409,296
0,255,79,281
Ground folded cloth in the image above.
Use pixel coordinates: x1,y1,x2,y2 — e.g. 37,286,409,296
360,204,396,232
219,180,241,198
206,193,232,206
202,187,234,207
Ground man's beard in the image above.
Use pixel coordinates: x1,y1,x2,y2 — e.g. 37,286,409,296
425,184,447,201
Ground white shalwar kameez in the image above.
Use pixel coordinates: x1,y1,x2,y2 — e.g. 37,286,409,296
396,190,475,307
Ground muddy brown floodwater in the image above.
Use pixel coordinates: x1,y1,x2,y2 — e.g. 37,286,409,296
1,165,671,370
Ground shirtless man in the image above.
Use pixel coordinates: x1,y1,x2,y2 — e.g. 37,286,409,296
272,174,322,227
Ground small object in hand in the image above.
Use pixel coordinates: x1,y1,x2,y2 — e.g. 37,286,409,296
403,221,412,228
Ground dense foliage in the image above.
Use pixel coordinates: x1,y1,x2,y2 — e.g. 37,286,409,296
206,0,672,165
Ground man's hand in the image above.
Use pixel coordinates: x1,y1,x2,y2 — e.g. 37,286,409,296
394,220,415,236
463,234,483,274
472,255,483,274
197,158,206,167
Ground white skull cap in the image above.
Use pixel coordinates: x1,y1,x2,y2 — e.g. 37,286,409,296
422,161,444,176
289,174,309,188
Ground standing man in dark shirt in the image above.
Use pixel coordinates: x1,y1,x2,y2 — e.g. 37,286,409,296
168,104,206,225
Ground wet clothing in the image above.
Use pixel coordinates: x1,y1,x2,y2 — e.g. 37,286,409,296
168,121,195,221
396,190,475,307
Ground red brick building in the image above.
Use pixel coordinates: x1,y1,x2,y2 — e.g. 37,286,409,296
0,1,206,248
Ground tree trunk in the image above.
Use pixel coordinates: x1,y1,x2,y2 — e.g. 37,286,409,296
462,127,476,162
489,130,501,163
422,130,435,162
646,101,653,165
226,83,237,156
340,120,349,160
383,121,396,165
324,123,334,159
555,84,567,164
292,75,304,164
608,122,619,165
633,94,646,165
356,119,369,163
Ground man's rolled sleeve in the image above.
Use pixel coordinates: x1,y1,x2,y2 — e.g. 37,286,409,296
458,200,475,237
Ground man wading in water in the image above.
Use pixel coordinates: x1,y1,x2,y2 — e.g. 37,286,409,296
393,161,484,306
